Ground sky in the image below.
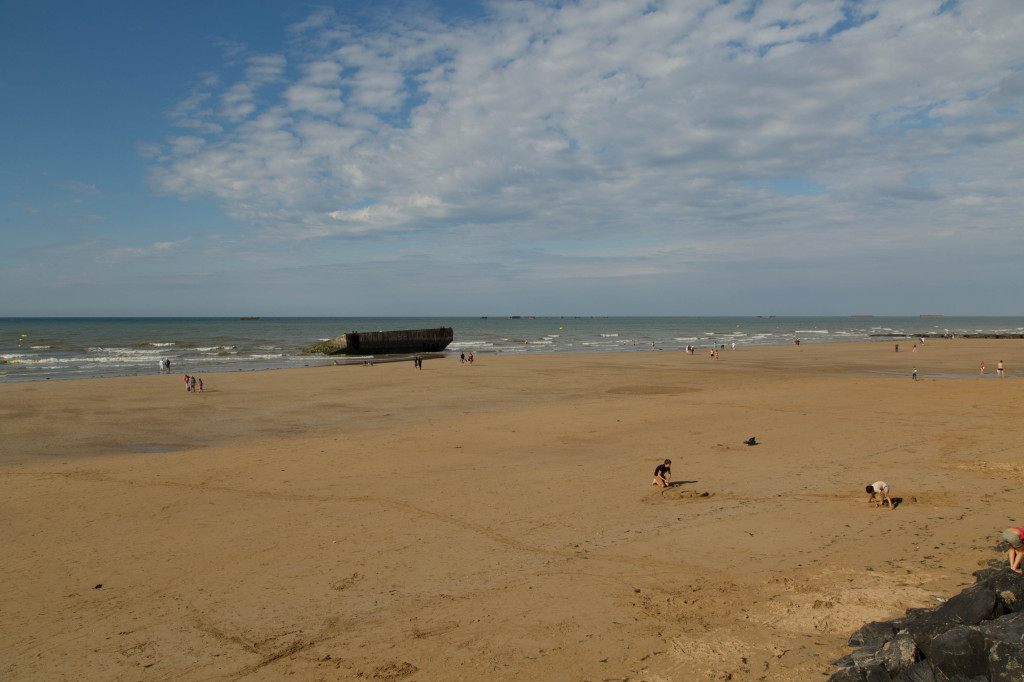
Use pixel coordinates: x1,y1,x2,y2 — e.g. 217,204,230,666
1,0,1022,317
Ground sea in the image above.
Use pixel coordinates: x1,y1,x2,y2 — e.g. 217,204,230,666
1,316,1021,383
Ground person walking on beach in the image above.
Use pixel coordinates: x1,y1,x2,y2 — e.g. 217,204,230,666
1002,527,1023,573
652,459,672,488
980,362,985,376
468,353,474,365
998,360,1005,378
912,367,917,381
184,374,191,391
866,481,894,510
189,375,196,393
460,352,465,364
197,377,203,392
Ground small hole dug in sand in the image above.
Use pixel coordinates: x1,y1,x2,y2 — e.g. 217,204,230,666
645,488,714,503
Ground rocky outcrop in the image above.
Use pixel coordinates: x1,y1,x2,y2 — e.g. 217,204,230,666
828,561,1024,681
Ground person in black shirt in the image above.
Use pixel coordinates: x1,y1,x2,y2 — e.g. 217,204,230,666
652,459,672,488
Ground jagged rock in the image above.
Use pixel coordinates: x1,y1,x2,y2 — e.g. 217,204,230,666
892,660,936,681
980,611,1024,682
905,580,1000,657
863,661,893,681
829,568,1024,682
830,666,867,681
928,625,988,679
850,621,898,648
880,634,919,676
835,646,888,670
983,571,1024,613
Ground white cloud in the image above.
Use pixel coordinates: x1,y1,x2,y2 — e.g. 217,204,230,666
284,83,344,116
58,180,100,196
146,0,1024,292
102,238,191,263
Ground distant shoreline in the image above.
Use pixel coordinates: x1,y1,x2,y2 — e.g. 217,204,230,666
4,316,1022,383
3,336,1021,384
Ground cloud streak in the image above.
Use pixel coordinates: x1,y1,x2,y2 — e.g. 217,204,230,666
139,0,1024,313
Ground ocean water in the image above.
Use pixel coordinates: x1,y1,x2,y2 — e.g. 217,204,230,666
1,316,1021,382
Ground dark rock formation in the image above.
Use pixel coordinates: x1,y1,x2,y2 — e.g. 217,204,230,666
828,562,1024,681
305,327,454,355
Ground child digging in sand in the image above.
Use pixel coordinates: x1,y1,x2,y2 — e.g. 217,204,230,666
866,481,894,510
1002,527,1023,573
652,459,672,488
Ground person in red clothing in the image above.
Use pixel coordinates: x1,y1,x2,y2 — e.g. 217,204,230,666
1002,527,1023,573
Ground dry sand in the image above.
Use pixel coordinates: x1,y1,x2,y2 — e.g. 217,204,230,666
1,339,1022,681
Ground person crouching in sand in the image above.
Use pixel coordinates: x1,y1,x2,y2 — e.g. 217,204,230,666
652,459,672,488
866,481,894,510
1002,527,1024,573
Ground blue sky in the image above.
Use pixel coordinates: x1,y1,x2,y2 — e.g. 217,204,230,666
2,0,1022,317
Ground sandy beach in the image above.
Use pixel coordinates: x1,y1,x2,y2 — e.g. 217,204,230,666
1,339,1022,681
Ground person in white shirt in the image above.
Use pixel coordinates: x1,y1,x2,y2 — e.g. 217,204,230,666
865,481,893,510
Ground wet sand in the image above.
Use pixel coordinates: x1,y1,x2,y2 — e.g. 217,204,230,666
1,339,1021,680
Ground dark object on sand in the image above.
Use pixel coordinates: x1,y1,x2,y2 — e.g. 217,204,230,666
828,562,1024,681
745,437,758,446
306,328,454,356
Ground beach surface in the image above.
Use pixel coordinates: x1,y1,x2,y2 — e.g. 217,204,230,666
1,340,1021,681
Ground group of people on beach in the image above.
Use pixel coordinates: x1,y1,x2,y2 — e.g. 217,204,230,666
159,359,172,373
459,352,474,364
682,342,736,356
910,360,1007,380
652,464,1023,572
979,360,1005,377
183,374,203,392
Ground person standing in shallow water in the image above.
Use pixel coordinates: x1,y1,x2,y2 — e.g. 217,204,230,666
997,360,1005,378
